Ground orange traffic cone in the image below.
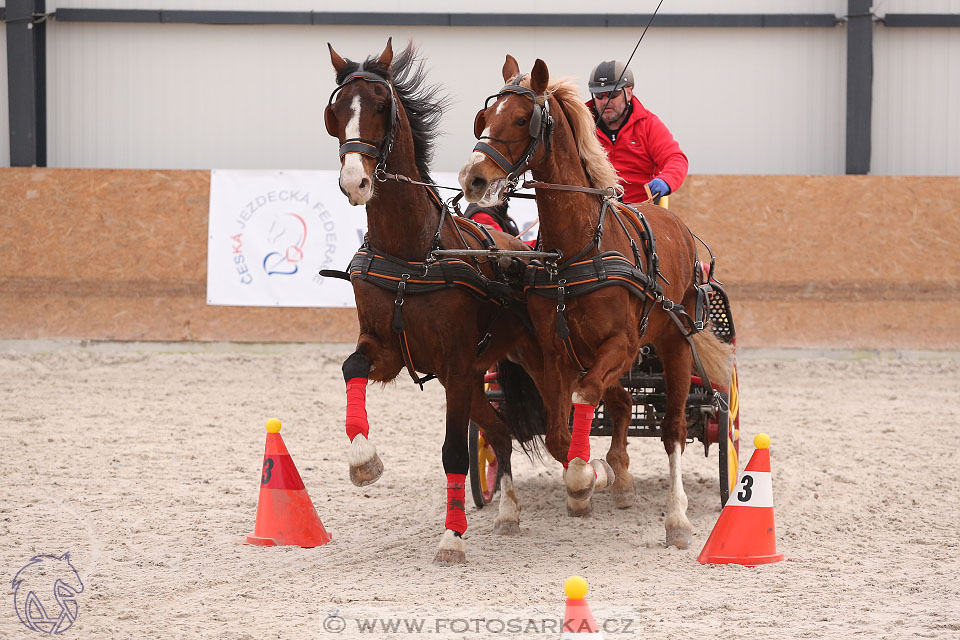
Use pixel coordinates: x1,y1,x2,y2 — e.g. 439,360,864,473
698,433,783,565
246,418,331,548
561,576,604,639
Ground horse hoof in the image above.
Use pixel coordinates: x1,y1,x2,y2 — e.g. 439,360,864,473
612,474,637,508
433,548,467,565
349,454,383,486
612,486,637,509
566,495,594,517
493,518,521,536
348,436,383,487
665,525,693,549
591,459,615,491
563,458,596,501
434,529,467,565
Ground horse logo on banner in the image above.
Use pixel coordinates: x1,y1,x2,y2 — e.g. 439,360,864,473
12,552,85,635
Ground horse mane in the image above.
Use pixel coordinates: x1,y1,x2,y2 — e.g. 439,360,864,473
335,43,448,184
518,75,620,191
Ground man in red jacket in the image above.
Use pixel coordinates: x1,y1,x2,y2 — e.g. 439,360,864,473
586,60,688,205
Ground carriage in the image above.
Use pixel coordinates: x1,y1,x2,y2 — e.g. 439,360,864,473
468,221,742,510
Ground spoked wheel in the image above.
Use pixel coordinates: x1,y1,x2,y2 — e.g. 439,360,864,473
717,359,741,506
468,420,501,508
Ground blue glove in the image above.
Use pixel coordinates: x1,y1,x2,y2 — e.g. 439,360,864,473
646,178,670,203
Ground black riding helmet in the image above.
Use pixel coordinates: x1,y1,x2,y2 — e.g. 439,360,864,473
588,60,634,94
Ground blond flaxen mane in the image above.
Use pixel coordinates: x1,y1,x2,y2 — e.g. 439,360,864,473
518,76,620,191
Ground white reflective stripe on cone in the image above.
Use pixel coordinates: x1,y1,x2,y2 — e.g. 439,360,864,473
728,471,773,508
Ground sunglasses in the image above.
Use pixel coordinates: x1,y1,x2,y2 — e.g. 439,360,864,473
593,90,622,101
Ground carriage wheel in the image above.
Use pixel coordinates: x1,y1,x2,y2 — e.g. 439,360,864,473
717,360,741,506
468,420,500,508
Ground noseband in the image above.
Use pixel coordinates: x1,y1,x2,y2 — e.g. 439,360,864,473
326,70,400,179
473,76,555,189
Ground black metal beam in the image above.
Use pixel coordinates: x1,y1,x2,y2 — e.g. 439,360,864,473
883,14,960,28
6,0,46,167
52,9,839,28
845,0,872,175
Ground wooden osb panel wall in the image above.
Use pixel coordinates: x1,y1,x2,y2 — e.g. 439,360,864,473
1,168,957,349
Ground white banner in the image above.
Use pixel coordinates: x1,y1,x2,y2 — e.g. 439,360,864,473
206,169,367,308
206,169,542,308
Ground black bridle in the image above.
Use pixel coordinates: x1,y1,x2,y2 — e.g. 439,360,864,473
325,70,400,180
472,76,555,192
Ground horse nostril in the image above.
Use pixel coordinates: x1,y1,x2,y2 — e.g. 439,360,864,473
359,178,370,191
470,177,487,192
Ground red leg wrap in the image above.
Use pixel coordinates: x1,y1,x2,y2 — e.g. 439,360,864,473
567,403,595,463
345,377,369,442
444,473,468,535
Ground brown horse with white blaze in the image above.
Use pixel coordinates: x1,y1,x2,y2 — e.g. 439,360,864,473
325,40,548,563
458,56,732,548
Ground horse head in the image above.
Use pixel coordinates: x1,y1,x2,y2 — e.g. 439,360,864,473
459,55,554,206
326,38,397,206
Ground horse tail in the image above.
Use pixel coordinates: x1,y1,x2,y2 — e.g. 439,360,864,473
494,359,545,459
691,329,734,388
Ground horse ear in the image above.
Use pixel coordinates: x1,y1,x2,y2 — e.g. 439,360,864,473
474,109,486,139
502,54,520,83
531,59,549,94
328,43,347,74
377,37,394,70
324,104,339,137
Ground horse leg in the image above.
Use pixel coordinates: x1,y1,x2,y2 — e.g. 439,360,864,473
434,378,472,566
342,349,384,486
602,384,637,508
470,385,520,536
563,341,626,517
657,333,695,548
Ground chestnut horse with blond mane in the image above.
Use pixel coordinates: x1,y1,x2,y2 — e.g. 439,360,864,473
325,41,547,564
459,55,732,548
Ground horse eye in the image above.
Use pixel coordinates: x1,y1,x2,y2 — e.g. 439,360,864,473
376,103,386,114
516,117,528,127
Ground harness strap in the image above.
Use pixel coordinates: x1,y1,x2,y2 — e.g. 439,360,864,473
473,142,517,176
391,274,437,390
555,279,587,372
338,139,379,158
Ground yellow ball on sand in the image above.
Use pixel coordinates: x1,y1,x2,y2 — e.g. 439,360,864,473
564,576,589,600
754,433,770,449
265,418,282,433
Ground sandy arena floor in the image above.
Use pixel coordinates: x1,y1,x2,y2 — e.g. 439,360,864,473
1,341,958,639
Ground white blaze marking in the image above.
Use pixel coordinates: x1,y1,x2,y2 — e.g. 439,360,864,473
340,95,368,190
